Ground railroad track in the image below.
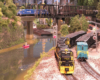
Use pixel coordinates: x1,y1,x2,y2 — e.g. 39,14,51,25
64,74,77,80
79,61,100,80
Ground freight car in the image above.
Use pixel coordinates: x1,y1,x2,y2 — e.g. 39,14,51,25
55,46,74,74
65,30,86,48
76,32,95,48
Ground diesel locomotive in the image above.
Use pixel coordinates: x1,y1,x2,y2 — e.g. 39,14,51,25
76,32,95,60
76,42,88,60
55,45,74,74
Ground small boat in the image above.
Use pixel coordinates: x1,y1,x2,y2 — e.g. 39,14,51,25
23,42,30,49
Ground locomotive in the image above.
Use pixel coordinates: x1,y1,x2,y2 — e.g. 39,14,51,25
55,44,74,74
76,42,88,60
76,32,95,60
17,9,49,16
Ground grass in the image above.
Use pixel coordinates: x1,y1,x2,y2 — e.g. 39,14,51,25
24,47,55,80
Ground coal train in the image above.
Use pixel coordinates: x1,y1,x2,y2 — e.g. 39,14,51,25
55,30,86,74
55,28,100,74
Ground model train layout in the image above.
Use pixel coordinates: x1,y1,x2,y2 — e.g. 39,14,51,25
55,26,100,74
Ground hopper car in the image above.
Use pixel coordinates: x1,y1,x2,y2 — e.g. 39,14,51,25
65,30,86,48
76,32,95,48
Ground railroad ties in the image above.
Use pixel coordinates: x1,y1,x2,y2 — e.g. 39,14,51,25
33,29,52,36
64,74,77,80
79,61,100,80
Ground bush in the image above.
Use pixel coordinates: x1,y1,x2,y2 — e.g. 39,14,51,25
60,24,69,36
2,5,8,15
37,24,47,29
0,8,3,17
96,1,100,19
12,16,17,22
70,14,88,32
20,6,25,9
11,21,17,28
5,9,13,18
0,1,4,8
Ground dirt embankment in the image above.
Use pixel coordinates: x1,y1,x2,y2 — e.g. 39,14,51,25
0,17,25,49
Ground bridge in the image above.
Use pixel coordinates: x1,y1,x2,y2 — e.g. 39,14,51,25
18,4,98,39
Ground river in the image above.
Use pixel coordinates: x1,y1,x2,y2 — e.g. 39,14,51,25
0,29,58,80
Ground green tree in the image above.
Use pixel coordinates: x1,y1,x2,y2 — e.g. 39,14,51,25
20,6,25,9
46,18,52,26
69,14,88,32
0,8,3,17
96,1,100,19
60,24,69,36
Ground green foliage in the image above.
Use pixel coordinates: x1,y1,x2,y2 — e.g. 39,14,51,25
20,6,25,9
37,24,47,29
33,19,39,25
0,1,4,8
46,18,52,26
12,16,17,22
96,1,100,19
33,5,36,9
78,0,97,6
69,14,88,32
0,0,17,18
5,9,13,18
60,24,69,36
77,0,84,5
2,5,8,15
0,8,3,17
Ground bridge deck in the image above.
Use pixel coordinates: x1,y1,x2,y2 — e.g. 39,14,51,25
18,5,97,19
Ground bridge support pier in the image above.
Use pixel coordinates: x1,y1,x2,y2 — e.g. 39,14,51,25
26,21,33,39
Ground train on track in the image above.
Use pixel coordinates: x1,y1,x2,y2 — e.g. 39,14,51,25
17,9,49,16
55,26,100,74
55,44,74,74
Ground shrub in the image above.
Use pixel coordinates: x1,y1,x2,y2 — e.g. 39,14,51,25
12,21,16,27
96,1,100,19
12,16,17,22
5,9,13,18
2,5,8,15
60,24,69,36
0,8,3,17
20,6,25,9
37,24,45,29
69,14,88,32
0,1,4,8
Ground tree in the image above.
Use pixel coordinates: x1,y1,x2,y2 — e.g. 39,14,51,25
96,1,100,19
60,24,69,36
69,14,89,33
0,8,3,17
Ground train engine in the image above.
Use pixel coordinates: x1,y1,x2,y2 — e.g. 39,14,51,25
76,42,88,60
55,46,74,74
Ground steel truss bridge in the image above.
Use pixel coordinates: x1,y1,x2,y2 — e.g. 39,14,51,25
19,4,98,18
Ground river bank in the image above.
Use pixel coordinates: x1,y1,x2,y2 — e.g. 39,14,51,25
0,17,25,49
